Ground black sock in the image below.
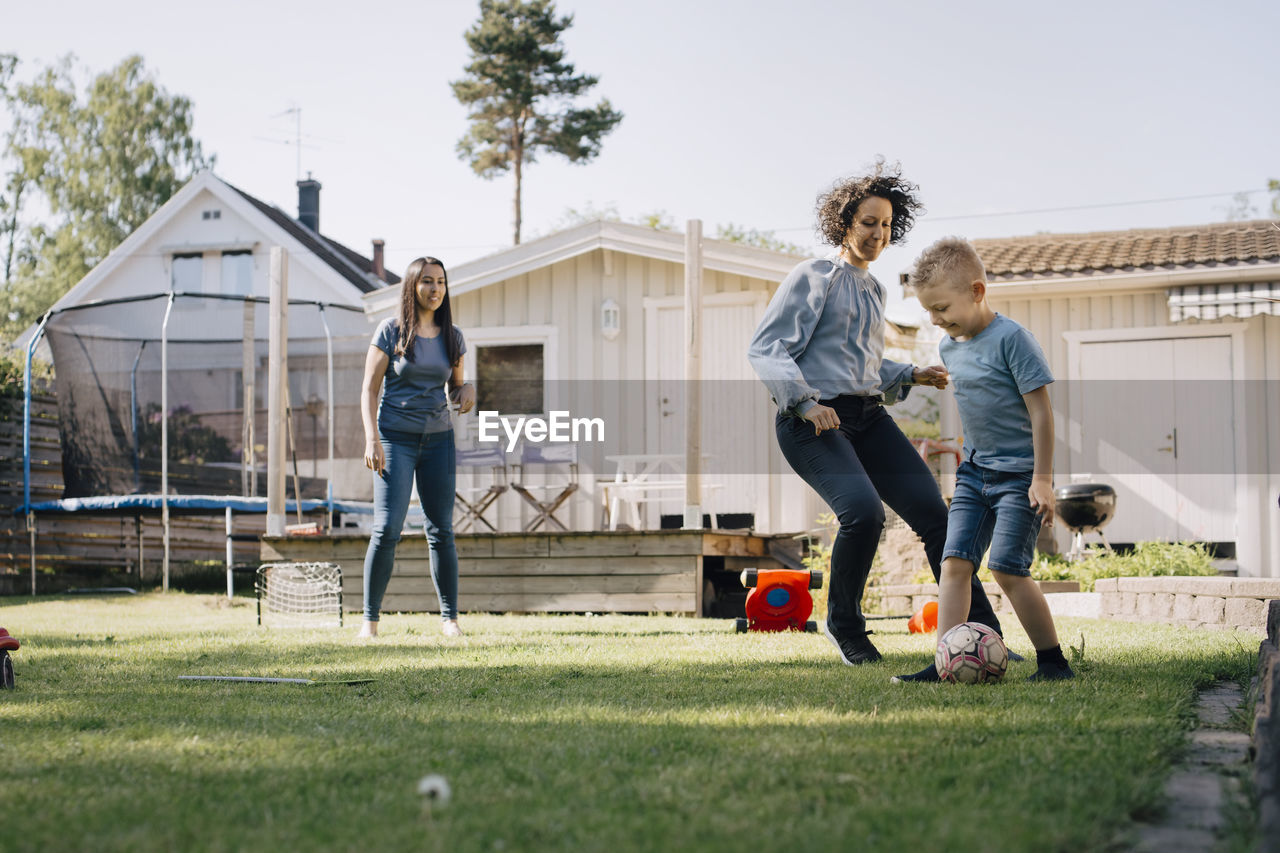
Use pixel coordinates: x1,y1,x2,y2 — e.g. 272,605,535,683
892,663,939,683
1036,645,1069,668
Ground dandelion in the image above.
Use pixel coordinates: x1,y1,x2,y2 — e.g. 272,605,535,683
417,774,451,812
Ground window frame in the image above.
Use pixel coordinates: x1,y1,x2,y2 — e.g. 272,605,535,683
458,324,559,438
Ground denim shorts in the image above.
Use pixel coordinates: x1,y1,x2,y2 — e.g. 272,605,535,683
943,461,1041,576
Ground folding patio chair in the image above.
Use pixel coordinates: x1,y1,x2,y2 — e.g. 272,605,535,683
453,446,509,533
510,443,579,531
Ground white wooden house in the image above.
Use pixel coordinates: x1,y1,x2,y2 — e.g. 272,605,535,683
19,170,394,322
918,219,1280,577
363,220,830,534
15,170,395,501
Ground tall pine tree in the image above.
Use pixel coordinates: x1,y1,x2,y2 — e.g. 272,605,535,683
452,0,622,245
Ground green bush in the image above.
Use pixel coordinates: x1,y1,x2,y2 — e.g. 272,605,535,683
1031,541,1219,591
0,347,53,399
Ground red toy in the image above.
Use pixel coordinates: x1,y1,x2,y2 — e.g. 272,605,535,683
0,627,18,690
735,568,822,633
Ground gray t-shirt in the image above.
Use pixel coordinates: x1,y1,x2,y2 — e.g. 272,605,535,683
939,313,1053,472
371,317,466,435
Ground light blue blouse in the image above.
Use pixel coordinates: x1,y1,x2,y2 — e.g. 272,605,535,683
747,254,914,415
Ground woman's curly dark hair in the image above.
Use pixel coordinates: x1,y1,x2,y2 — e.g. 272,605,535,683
815,158,924,248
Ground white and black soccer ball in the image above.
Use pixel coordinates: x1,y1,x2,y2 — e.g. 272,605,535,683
935,622,1008,684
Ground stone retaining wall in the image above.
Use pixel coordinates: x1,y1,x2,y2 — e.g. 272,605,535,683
1095,577,1280,631
1254,599,1280,850
878,581,1080,617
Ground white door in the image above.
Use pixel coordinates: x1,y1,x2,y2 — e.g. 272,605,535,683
1074,335,1235,544
646,297,770,526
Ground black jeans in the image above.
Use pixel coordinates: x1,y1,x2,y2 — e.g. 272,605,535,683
775,395,1002,638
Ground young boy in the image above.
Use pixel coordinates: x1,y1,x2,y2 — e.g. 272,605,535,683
894,237,1073,683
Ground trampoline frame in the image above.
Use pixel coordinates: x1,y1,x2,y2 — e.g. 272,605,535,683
20,291,369,596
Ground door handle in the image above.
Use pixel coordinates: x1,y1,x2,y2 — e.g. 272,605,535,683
1156,428,1178,458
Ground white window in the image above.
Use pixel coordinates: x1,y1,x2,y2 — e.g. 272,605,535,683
475,344,545,415
459,325,558,437
171,254,202,292
221,251,253,296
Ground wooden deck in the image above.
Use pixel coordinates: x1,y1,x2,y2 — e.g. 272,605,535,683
260,529,792,616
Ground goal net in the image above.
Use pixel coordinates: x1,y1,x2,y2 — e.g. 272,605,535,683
256,562,343,628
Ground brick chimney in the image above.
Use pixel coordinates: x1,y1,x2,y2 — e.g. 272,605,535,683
372,239,386,281
297,175,321,233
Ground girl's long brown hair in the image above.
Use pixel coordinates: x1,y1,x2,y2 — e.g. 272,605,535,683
395,256,462,369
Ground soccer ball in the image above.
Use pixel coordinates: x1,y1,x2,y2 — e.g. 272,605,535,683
935,622,1008,684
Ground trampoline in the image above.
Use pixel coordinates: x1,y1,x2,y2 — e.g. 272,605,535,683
18,290,378,595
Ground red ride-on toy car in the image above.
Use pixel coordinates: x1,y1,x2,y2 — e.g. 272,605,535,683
734,568,823,633
0,627,19,689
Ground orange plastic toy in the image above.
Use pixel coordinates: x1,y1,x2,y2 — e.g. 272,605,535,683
735,568,822,633
907,601,938,634
0,627,17,690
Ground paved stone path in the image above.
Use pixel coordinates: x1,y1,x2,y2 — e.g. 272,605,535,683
1133,682,1252,851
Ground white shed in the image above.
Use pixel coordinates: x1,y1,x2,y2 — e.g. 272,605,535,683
363,220,829,534
931,220,1280,577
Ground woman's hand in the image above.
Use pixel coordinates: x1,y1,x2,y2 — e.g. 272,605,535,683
451,383,476,415
912,364,949,389
802,403,840,436
364,437,385,477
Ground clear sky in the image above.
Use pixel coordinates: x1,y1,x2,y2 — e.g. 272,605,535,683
4,0,1277,316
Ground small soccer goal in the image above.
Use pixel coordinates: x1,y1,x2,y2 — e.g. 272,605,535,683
256,562,344,629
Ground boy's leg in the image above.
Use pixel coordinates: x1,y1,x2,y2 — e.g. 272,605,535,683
985,472,1074,681
891,464,998,684
938,557,975,638
854,411,1003,633
991,571,1058,651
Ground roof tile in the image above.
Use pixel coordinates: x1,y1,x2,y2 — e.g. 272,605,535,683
971,219,1280,280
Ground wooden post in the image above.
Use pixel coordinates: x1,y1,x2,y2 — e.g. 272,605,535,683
267,248,288,538
683,219,703,530
242,301,256,497
939,388,961,500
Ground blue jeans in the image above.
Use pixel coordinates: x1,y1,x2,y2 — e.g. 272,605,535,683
363,427,458,621
944,462,1041,576
775,396,1002,638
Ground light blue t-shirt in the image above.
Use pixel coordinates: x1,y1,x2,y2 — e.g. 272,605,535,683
939,314,1053,472
371,317,466,435
747,255,914,415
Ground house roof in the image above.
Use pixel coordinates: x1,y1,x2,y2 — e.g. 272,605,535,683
229,184,398,292
12,171,393,353
972,219,1280,282
363,218,804,316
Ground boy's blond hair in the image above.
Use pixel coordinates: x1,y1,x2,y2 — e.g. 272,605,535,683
911,237,987,292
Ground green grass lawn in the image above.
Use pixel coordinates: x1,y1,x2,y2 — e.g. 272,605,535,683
0,593,1260,852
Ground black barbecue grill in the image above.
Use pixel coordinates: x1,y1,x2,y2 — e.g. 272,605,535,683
1054,483,1117,560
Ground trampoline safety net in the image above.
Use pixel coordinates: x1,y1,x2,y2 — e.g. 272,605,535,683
42,293,375,503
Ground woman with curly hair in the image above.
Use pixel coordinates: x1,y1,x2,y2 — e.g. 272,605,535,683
358,256,475,639
748,161,1006,671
